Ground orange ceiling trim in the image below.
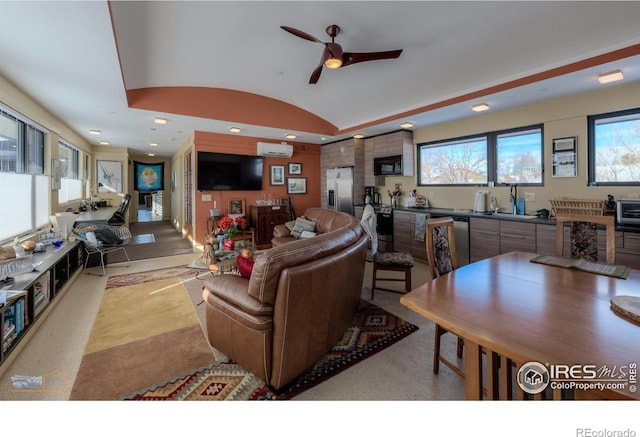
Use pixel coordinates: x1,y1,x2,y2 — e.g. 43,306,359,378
340,43,640,134
126,86,337,135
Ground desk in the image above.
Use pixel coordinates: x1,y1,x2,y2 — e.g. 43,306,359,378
400,251,640,400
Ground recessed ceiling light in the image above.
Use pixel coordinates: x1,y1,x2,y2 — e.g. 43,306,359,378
400,122,414,129
149,142,158,147
229,127,242,133
472,103,490,112
99,141,110,145
353,134,365,139
598,69,624,84
154,117,168,124
88,129,101,135
285,134,297,139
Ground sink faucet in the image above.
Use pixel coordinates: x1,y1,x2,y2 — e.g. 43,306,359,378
510,184,518,214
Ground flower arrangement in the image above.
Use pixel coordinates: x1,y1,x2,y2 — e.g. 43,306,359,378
218,216,248,239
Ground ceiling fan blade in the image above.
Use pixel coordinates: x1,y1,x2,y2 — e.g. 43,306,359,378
309,63,323,84
280,26,322,43
342,49,403,67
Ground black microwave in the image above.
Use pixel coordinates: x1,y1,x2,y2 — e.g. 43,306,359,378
374,155,402,175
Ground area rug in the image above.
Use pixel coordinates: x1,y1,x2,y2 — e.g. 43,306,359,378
124,300,419,400
69,274,215,400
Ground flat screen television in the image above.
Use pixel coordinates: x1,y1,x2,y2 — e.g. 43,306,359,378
197,151,263,191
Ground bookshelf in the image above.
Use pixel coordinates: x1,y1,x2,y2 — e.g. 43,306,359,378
0,240,83,374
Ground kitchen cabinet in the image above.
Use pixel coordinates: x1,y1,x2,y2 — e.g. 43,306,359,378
470,217,500,262
393,210,427,261
470,217,536,262
364,130,414,186
250,204,289,247
535,224,557,256
499,220,536,254
616,231,640,269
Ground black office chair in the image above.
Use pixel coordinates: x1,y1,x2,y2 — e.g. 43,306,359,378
108,193,131,226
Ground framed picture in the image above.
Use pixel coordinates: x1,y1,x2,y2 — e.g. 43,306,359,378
287,177,307,194
270,164,285,186
552,136,577,178
133,161,164,191
288,162,302,175
96,160,123,193
229,198,246,215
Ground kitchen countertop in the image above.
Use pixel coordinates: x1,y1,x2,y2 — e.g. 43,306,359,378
354,203,640,232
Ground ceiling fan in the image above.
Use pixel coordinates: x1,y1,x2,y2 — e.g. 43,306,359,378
281,24,403,84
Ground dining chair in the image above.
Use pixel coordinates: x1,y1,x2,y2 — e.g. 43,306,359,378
425,216,464,378
359,205,414,299
554,213,616,264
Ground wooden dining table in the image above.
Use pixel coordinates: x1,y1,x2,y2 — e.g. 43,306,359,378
400,251,640,400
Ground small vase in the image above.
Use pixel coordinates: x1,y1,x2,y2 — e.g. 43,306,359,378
223,238,235,251
216,235,226,252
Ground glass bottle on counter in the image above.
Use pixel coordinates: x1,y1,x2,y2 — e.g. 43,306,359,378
489,196,497,215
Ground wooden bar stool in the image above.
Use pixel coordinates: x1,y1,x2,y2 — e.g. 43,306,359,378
371,251,414,299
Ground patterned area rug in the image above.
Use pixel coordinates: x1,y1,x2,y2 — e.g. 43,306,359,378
124,302,419,400
105,266,201,289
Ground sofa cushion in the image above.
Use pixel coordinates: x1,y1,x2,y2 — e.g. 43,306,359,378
249,212,363,305
290,216,316,238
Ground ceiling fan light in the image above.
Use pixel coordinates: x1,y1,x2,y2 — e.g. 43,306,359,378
324,58,342,69
400,122,414,129
472,103,490,112
598,69,623,84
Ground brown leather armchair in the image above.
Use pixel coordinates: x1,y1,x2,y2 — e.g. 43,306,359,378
202,208,368,390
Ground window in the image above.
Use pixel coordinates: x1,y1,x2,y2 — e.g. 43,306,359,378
0,109,44,174
0,105,48,243
418,136,487,185
418,125,543,186
496,127,543,184
588,107,640,186
58,140,82,204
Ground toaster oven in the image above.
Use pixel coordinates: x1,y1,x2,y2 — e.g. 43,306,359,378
617,199,640,225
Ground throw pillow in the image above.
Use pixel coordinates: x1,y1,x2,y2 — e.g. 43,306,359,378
300,230,317,239
284,220,296,232
236,255,255,279
290,217,316,239
93,228,122,246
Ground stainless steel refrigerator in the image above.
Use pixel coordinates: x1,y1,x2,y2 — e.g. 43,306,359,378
326,167,354,215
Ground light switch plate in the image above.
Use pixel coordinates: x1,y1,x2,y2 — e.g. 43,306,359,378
202,194,212,201
524,192,536,202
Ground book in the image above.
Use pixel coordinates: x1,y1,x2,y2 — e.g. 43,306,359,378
0,290,28,307
530,255,631,279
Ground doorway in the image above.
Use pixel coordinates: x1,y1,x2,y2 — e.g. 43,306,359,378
137,191,163,222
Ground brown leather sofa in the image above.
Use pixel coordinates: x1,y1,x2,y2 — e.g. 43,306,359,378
201,208,368,390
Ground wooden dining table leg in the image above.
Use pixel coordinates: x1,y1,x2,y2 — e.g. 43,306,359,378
464,339,484,400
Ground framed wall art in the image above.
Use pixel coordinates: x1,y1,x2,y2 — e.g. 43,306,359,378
96,160,123,193
270,164,285,186
287,177,307,194
229,198,246,215
552,136,577,178
288,162,302,175
133,161,164,191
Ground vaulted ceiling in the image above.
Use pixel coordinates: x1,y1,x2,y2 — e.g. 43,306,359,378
1,1,640,157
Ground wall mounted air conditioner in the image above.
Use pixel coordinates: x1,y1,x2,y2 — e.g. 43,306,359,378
256,142,293,158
